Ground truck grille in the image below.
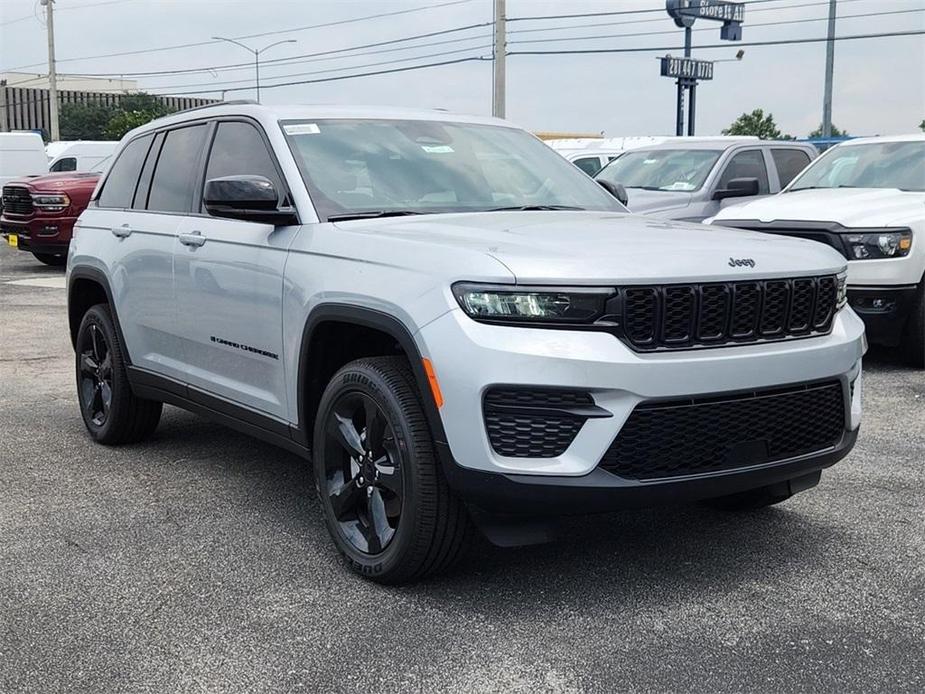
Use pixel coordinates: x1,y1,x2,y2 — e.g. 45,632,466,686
483,388,594,458
1,186,33,216
620,275,838,351
599,380,846,480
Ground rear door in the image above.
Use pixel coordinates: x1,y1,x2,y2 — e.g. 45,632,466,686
172,118,298,420
769,147,814,191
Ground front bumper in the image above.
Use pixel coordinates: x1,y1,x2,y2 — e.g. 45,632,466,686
848,285,919,347
1,216,75,255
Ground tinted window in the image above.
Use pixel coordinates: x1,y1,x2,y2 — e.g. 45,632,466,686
132,132,164,210
573,157,602,176
772,149,812,188
50,157,76,172
717,149,770,194
97,135,152,208
204,121,283,207
147,124,208,213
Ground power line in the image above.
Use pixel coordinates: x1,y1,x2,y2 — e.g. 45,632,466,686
508,29,925,55
0,0,480,71
505,0,785,23
0,0,136,28
508,8,925,46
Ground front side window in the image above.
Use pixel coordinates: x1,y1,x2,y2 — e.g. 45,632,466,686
789,140,925,192
204,121,284,208
50,157,76,172
147,124,209,213
771,149,812,188
717,149,770,194
282,119,622,221
596,149,722,192
97,134,153,209
573,156,602,176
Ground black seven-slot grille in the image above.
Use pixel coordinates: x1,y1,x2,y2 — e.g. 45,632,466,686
599,380,846,480
483,387,606,458
1,185,33,216
621,275,838,351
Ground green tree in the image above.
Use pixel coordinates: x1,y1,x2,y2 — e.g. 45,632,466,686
60,102,118,140
102,92,176,139
808,123,849,138
722,109,790,139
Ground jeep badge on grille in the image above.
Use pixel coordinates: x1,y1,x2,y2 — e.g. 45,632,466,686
729,257,756,268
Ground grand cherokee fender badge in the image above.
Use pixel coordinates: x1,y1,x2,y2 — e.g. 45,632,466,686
210,336,279,360
728,257,756,268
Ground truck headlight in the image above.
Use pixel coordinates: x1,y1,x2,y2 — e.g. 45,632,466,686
452,283,614,324
837,271,847,309
845,229,912,260
31,193,70,213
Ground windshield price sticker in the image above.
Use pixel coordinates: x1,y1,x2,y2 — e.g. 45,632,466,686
284,123,321,135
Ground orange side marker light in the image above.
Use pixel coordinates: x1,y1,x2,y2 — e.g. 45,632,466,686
422,358,444,408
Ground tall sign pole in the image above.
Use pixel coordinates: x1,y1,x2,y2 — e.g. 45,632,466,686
664,0,744,136
822,0,837,138
41,0,60,141
492,0,506,118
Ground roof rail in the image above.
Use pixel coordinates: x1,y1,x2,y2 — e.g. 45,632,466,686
172,99,258,115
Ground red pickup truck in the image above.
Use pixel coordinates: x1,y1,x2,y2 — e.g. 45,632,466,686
1,171,102,266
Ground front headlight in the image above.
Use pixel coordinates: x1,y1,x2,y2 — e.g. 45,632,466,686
31,193,70,212
836,271,848,309
844,229,912,260
452,283,614,324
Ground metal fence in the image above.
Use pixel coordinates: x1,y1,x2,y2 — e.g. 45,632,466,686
0,86,218,136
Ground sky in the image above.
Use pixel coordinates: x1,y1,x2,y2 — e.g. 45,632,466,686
1,0,923,137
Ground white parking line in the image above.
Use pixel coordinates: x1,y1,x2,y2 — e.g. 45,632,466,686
4,276,67,289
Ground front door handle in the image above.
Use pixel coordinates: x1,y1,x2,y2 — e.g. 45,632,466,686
111,223,132,238
179,230,206,248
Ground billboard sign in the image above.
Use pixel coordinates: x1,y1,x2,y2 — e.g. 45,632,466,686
660,56,714,81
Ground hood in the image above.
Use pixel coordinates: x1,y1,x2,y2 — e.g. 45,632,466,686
712,187,925,228
333,210,846,284
624,188,692,215
5,171,101,193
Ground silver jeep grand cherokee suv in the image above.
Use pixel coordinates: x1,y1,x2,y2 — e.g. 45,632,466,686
67,103,865,583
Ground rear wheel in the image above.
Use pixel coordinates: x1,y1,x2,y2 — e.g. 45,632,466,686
75,304,162,444
902,281,924,368
33,252,66,267
313,356,472,584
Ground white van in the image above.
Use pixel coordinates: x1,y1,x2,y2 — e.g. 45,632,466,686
46,140,118,173
0,132,48,187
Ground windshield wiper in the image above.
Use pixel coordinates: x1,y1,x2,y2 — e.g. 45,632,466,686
487,204,584,211
625,186,666,191
789,185,859,192
327,210,423,222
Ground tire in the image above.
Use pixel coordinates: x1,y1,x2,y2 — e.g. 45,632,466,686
75,304,162,444
703,471,820,511
903,281,924,369
32,252,66,267
313,356,473,584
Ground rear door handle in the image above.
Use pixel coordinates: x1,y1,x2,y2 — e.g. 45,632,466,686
179,230,206,248
111,223,132,238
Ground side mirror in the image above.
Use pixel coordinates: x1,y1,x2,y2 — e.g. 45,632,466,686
713,177,760,200
597,179,629,207
203,175,297,225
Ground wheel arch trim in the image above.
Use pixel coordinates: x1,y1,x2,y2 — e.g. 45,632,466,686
67,266,131,363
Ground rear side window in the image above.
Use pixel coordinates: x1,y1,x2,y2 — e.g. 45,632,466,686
147,124,209,213
97,135,153,208
717,149,770,194
573,156,602,176
204,121,284,206
50,157,76,172
772,148,812,188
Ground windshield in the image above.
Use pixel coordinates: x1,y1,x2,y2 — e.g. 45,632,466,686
789,140,925,192
596,148,722,192
281,119,624,220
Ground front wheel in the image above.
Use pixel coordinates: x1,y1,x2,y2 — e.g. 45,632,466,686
33,252,66,267
313,356,472,584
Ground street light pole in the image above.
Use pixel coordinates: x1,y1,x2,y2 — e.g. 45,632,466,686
211,37,297,103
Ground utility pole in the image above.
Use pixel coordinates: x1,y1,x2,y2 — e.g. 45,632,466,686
822,0,837,138
492,0,506,118
41,0,60,141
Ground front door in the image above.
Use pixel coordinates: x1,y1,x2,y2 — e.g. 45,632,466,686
172,119,298,420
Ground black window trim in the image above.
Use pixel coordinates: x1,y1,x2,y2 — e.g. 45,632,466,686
92,114,299,223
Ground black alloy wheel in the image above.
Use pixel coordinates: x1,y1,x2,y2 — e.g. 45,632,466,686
323,392,403,555
79,322,113,428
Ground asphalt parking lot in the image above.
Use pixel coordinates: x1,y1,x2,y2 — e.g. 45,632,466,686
1,243,923,694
